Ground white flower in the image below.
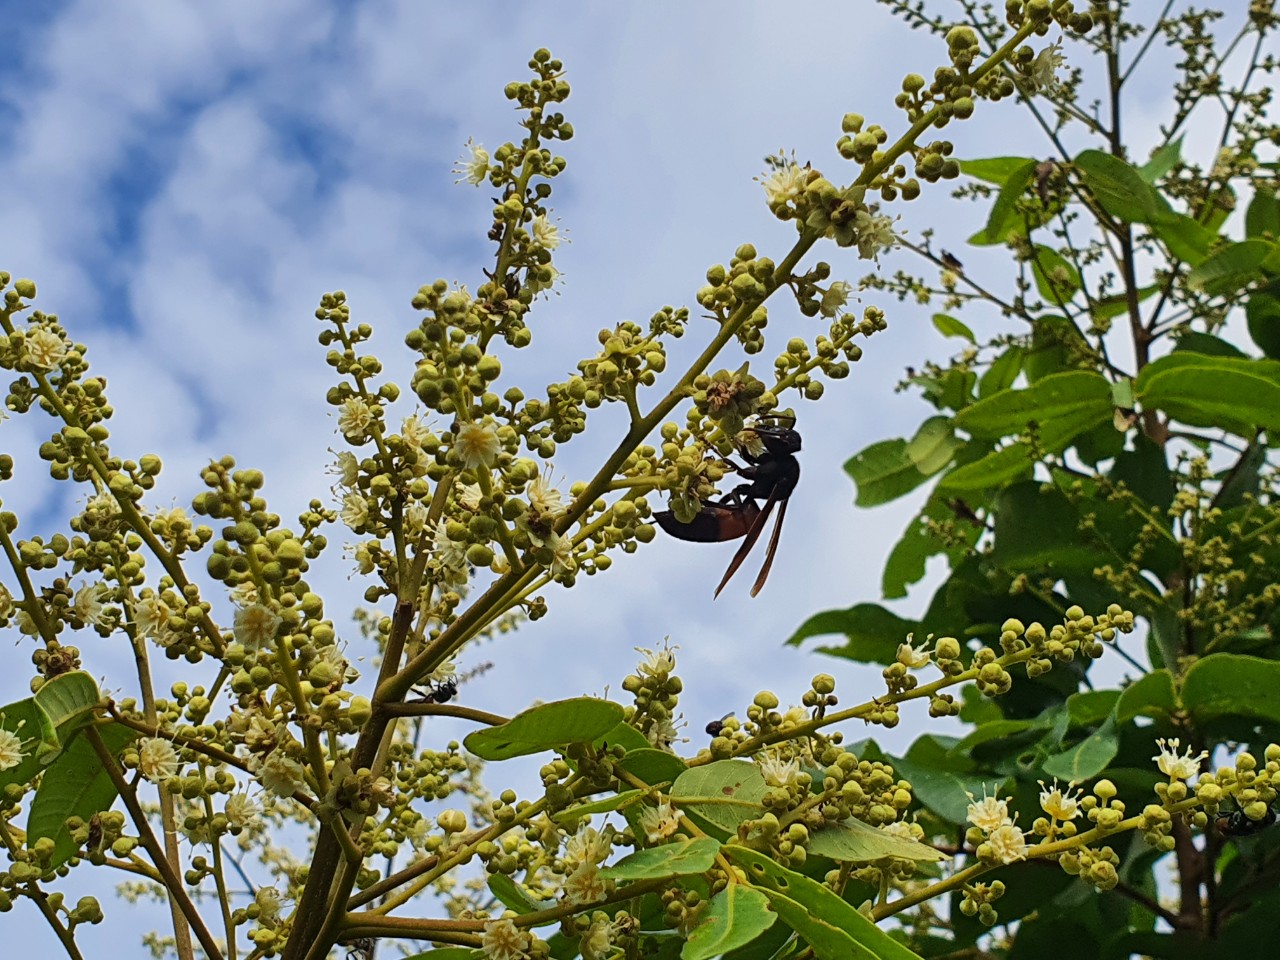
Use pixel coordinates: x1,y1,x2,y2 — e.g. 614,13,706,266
224,790,262,831
818,280,852,317
760,163,808,206
966,787,1012,833
257,749,306,797
455,420,501,470
480,917,530,960
564,825,612,867
1039,779,1082,821
637,801,681,844
562,862,608,905
72,581,111,627
456,481,483,511
896,636,932,669
454,138,490,187
346,540,376,575
635,643,677,680
341,491,370,530
1029,39,1066,92
880,820,918,841
531,214,562,250
1153,737,1208,782
327,450,359,488
548,532,576,576
337,397,375,440
647,716,683,750
0,724,29,771
853,208,899,260
433,520,468,571
24,326,67,370
132,596,171,639
233,602,281,652
758,751,800,788
317,642,359,684
403,499,430,538
255,886,284,926
228,582,260,608
986,822,1028,863
401,413,431,451
138,738,180,783
581,917,624,960
527,471,564,518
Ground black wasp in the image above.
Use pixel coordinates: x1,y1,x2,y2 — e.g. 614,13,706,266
654,415,801,598
412,677,458,705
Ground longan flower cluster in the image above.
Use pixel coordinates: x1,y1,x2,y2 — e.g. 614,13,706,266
695,244,776,353
622,643,684,751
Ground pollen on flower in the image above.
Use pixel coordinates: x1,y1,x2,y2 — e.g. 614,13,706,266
0,725,29,771
966,787,1012,833
337,397,376,439
758,751,800,787
527,470,564,518
1039,779,1082,821
72,581,111,627
132,596,173,640
455,138,490,187
456,481,484,511
819,280,853,317
760,163,808,207
562,862,608,904
853,208,900,260
635,642,677,679
1153,737,1209,782
986,822,1028,864
581,917,624,960
896,636,932,669
564,825,612,867
637,800,681,844
257,749,306,797
327,450,359,488
224,790,262,831
138,737,180,783
455,420,501,470
549,533,577,576
531,214,563,250
1029,39,1066,92
480,916,530,960
233,602,282,652
24,326,67,370
341,491,370,530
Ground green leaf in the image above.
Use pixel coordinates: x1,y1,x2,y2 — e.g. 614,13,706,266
0,698,59,794
683,884,776,960
725,846,925,960
1246,287,1280,360
464,698,626,761
970,159,1038,245
1135,352,1280,436
1074,149,1170,224
1152,214,1215,265
33,671,102,745
1041,715,1119,782
932,313,976,343
603,837,721,881
905,417,960,475
1116,670,1177,724
786,603,915,664
955,370,1112,438
617,749,688,789
403,950,480,960
992,482,1108,572
1138,136,1183,183
1090,284,1159,324
1067,690,1121,727
487,873,552,916
979,346,1024,397
27,723,136,868
844,440,930,507
552,789,646,825
1185,239,1274,295
891,741,991,825
959,156,1038,186
1245,185,1280,240
1030,245,1081,302
807,816,944,864
670,761,767,835
1172,331,1247,359
1182,654,1280,726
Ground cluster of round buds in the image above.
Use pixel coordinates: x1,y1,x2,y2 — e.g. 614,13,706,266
1191,744,1280,833
621,644,683,751
958,879,1006,926
1005,0,1093,33
1058,841,1120,892
690,364,767,436
696,245,774,353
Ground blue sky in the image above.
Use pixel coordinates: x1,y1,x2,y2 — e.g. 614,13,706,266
0,2,1193,955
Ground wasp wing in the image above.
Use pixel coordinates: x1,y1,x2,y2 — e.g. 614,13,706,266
749,499,788,598
713,492,778,599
